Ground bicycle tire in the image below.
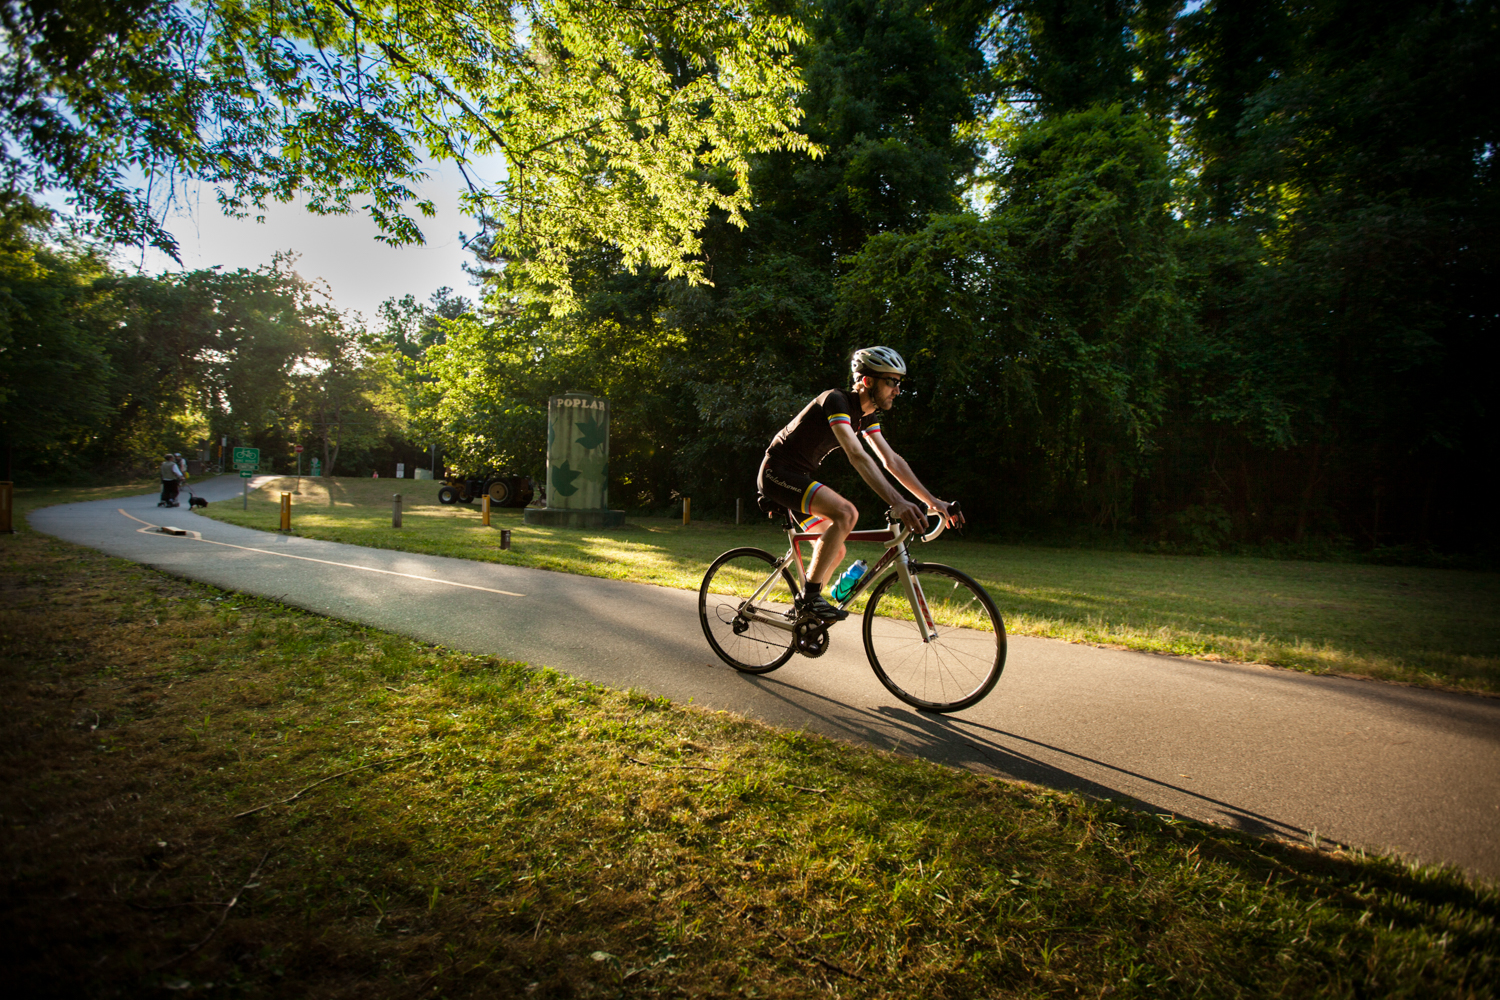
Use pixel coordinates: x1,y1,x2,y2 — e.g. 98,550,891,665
862,562,1005,712
699,547,799,674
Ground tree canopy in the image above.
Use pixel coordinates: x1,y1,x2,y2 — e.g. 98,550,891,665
2,0,812,302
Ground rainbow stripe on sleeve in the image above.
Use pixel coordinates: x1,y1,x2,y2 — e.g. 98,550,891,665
861,421,883,436
826,413,853,429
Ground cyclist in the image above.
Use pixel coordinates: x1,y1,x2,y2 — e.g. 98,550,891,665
757,346,963,622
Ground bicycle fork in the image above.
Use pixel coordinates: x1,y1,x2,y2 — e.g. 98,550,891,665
891,559,938,644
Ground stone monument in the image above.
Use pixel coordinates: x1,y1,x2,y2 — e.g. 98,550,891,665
523,390,626,528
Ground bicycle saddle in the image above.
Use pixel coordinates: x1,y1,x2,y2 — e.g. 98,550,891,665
754,493,803,531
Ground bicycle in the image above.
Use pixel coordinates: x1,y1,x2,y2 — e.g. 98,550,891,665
698,501,1006,713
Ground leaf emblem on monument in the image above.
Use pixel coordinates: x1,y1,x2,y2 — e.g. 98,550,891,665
551,460,581,497
575,415,606,451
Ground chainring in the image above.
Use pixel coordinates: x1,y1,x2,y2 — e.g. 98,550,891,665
794,620,831,658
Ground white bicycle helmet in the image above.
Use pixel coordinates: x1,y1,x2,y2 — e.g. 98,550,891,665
850,345,907,382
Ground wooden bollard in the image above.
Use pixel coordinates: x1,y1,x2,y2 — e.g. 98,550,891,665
279,492,291,531
482,493,491,526
683,496,691,526
392,493,402,528
736,498,741,525
0,481,13,534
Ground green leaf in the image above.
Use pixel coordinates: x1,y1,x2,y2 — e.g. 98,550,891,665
551,460,581,497
574,416,606,451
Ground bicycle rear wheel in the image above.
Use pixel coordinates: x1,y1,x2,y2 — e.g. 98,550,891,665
862,563,1005,712
699,547,799,674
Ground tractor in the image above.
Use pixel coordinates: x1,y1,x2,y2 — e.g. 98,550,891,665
437,471,535,508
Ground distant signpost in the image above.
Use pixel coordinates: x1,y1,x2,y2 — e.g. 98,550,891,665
234,447,260,508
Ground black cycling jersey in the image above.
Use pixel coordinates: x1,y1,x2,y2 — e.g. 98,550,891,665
765,388,883,475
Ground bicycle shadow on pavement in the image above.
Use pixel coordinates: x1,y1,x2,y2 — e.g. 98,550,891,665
740,672,1310,844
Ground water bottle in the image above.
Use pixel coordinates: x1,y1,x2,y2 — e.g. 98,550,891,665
830,559,868,602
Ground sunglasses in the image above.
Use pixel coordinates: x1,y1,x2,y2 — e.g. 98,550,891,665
872,375,903,389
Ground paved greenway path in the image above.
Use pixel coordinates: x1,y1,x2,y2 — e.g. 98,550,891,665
29,476,1500,883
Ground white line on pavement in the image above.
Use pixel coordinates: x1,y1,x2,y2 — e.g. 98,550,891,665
117,509,527,599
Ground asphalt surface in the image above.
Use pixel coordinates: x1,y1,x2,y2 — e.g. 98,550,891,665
29,475,1500,883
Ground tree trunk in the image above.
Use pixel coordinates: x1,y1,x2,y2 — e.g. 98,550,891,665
329,400,344,477
320,401,332,474
1293,440,1324,543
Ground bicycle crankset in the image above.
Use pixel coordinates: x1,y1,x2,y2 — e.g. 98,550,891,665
793,619,831,658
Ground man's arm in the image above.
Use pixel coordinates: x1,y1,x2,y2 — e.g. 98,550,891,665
862,430,964,528
829,423,927,530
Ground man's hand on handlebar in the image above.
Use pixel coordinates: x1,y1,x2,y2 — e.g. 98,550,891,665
931,499,965,529
889,497,928,533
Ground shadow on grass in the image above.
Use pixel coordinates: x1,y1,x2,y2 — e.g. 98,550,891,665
740,673,1499,945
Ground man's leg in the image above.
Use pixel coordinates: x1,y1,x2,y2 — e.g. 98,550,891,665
805,486,858,586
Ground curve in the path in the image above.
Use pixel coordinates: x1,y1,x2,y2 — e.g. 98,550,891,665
28,476,1500,883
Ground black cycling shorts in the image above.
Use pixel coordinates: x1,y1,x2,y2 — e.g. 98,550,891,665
757,457,829,526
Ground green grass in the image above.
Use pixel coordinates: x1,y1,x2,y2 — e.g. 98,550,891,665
3,522,1496,997
195,477,1500,693
9,479,163,517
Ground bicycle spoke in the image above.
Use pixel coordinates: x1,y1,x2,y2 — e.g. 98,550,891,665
699,548,799,674
863,564,1006,712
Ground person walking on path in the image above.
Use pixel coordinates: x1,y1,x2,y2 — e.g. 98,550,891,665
159,454,183,507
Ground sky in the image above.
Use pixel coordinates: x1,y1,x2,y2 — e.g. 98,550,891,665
121,159,499,327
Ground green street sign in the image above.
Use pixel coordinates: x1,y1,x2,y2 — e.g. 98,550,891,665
240,470,254,478
233,446,260,472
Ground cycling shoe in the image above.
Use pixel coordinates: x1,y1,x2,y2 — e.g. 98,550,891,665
794,593,848,622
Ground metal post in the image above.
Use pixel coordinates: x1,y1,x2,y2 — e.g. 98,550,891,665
683,496,691,526
279,492,291,531
482,493,491,526
500,528,511,550
736,498,741,525
392,493,402,528
243,477,249,510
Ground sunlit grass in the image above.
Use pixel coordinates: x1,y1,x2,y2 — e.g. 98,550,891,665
186,477,1500,692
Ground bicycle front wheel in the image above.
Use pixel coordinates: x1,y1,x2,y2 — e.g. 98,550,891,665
699,547,799,674
862,563,1006,712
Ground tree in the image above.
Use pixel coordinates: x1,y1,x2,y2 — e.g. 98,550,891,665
0,193,113,477
290,324,400,478
833,104,1187,529
1167,0,1500,547
413,314,550,478
2,0,812,306
445,0,1000,511
378,286,475,369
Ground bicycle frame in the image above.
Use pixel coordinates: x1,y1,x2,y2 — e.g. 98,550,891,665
735,512,947,642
